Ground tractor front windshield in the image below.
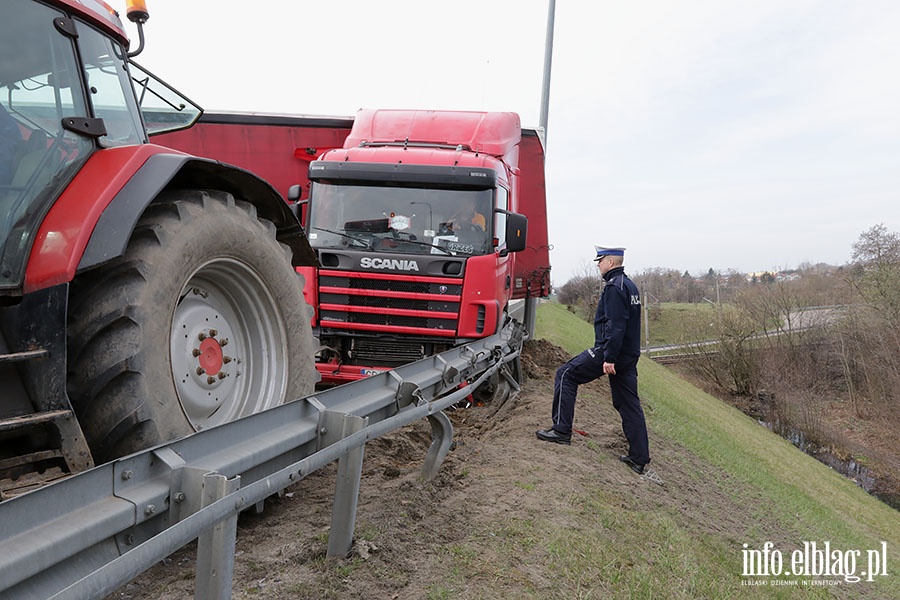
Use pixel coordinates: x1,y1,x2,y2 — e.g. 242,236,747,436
0,0,142,290
307,183,494,257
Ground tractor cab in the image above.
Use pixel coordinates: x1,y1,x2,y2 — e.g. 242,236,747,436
0,0,199,294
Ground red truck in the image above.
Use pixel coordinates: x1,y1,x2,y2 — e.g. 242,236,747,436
156,110,551,387
300,109,550,385
0,0,318,495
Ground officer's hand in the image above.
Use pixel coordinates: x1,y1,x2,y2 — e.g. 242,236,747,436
603,362,616,375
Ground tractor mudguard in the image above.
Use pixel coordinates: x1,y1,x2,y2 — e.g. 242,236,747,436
78,150,317,273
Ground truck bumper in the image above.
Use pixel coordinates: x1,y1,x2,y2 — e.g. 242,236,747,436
315,362,391,386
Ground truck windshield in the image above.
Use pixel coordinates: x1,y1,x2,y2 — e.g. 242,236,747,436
308,183,493,257
0,0,96,290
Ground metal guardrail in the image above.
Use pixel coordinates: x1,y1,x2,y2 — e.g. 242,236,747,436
0,321,524,600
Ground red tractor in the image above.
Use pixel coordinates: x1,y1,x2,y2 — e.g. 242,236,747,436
0,0,318,496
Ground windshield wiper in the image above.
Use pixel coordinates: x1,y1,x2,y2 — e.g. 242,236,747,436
312,227,372,249
378,237,453,256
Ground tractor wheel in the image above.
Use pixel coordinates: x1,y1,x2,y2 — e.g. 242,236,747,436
66,190,318,463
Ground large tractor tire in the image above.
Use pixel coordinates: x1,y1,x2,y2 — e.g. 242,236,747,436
67,190,318,464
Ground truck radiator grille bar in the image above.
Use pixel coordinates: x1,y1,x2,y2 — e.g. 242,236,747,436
352,339,425,364
319,270,463,335
320,310,453,330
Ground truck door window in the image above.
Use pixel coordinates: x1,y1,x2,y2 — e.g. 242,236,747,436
495,185,509,251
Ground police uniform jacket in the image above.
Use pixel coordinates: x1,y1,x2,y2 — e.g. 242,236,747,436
594,266,642,363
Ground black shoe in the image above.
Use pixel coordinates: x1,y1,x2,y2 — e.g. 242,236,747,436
536,428,571,445
619,455,646,474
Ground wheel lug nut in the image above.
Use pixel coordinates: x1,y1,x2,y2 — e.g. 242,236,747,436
192,348,201,357
218,372,226,380
223,356,232,364
220,338,229,347
198,332,207,341
209,329,218,337
207,376,216,385
196,367,205,375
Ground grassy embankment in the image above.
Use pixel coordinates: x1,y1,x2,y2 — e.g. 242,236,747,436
429,301,900,599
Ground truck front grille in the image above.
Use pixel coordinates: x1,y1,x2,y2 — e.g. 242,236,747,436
318,270,462,337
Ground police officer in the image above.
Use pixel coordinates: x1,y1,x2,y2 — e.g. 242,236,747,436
536,245,651,474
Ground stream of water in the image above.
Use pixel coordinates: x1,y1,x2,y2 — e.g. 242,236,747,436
762,418,899,511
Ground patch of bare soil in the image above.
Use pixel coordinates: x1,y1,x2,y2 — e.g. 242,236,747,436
105,340,842,599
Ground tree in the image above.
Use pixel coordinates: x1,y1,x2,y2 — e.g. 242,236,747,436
850,223,900,326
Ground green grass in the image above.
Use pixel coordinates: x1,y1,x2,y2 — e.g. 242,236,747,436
443,300,900,598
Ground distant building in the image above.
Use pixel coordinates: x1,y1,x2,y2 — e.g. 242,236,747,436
744,270,801,283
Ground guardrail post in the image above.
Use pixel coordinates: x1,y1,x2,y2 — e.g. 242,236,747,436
421,411,453,481
326,412,367,558
195,472,241,600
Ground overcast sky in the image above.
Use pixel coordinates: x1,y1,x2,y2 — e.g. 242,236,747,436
131,0,900,284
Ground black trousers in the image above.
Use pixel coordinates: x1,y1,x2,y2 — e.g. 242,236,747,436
552,349,650,465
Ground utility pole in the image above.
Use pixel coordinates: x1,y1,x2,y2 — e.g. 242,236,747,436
539,0,556,145
643,284,650,351
525,0,555,339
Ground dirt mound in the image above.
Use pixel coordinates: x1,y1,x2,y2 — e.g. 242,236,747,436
521,338,571,379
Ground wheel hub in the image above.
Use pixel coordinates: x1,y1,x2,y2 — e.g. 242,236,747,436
198,334,225,376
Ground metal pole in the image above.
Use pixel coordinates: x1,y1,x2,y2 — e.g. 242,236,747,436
643,286,650,350
526,1,556,340
326,412,368,559
195,473,240,600
539,0,556,141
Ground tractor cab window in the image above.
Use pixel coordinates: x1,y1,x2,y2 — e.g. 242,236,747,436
307,183,494,257
130,61,202,136
76,19,144,147
0,0,93,290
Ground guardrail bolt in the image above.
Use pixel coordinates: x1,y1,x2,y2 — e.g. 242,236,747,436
121,469,133,480
144,504,155,516
173,492,186,503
